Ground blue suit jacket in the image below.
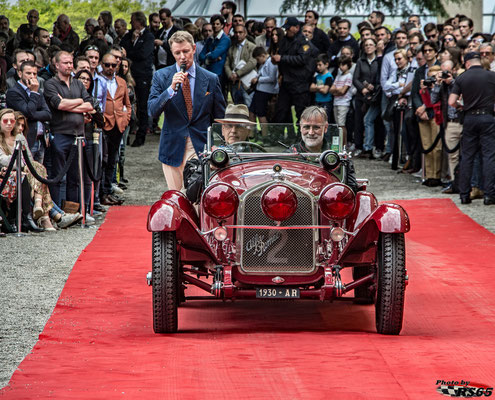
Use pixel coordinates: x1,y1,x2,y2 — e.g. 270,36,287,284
6,82,52,149
198,33,231,77
148,64,226,167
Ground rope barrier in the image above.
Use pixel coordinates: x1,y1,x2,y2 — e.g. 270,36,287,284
0,148,18,194
82,146,102,182
420,125,460,155
21,144,78,185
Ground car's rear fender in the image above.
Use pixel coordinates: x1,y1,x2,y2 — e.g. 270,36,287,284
340,203,410,265
147,190,220,264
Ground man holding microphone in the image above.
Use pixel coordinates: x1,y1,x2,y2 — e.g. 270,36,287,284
148,31,226,191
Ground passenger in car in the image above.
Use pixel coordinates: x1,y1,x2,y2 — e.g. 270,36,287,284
183,104,255,203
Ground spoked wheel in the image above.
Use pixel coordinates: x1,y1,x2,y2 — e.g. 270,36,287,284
152,231,179,333
352,265,375,304
375,233,406,335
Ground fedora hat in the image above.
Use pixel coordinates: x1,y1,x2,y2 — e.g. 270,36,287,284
215,104,256,124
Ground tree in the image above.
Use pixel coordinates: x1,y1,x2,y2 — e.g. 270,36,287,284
280,0,459,18
1,0,146,37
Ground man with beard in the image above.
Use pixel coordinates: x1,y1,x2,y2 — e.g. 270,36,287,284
34,28,51,49
6,49,45,91
6,24,35,56
220,1,236,35
43,51,94,207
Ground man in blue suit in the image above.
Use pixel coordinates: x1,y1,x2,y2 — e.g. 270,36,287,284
6,60,51,161
148,31,226,191
198,14,231,78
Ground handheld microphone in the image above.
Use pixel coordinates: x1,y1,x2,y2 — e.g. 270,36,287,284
175,63,187,91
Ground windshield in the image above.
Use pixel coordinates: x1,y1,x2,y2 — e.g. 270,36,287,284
208,123,342,154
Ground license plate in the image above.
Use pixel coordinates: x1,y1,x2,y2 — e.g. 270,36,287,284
256,287,300,298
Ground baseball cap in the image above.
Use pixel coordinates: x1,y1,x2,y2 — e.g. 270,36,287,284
282,17,300,29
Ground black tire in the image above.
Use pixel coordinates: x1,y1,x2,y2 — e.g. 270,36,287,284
375,233,406,335
152,231,179,333
352,266,375,304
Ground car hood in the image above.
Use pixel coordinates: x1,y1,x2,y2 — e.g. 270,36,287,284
210,159,340,196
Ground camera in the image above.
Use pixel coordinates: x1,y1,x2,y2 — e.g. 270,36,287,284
395,101,407,111
441,71,451,79
423,76,437,87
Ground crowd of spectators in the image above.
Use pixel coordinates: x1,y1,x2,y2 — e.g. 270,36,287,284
0,3,494,233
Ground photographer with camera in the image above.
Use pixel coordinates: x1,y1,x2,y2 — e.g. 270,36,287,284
411,40,441,186
430,60,461,193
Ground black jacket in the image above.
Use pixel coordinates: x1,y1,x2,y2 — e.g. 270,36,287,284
277,33,315,93
120,28,155,79
155,25,179,67
6,82,51,148
328,35,360,67
353,54,382,99
311,27,331,54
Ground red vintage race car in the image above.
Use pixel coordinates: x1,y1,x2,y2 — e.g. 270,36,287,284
147,123,410,335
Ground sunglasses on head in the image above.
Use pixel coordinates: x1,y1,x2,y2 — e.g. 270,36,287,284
2,118,16,124
86,45,99,52
104,63,117,68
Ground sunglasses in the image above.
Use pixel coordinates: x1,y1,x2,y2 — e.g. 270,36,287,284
444,37,455,42
103,63,117,68
423,48,435,53
86,45,99,52
426,34,437,39
480,52,493,56
2,118,16,124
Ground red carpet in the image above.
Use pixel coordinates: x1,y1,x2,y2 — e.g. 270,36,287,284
1,199,495,399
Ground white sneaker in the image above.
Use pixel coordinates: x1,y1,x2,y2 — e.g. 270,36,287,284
58,212,82,229
112,184,124,195
413,169,423,178
373,148,383,159
83,214,96,226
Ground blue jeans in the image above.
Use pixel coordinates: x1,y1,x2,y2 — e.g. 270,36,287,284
232,84,254,107
363,103,380,151
48,134,80,207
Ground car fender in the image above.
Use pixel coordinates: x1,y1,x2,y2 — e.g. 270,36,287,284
147,190,199,232
340,203,410,265
147,190,220,264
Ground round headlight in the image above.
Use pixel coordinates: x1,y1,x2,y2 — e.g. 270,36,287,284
319,183,355,220
202,183,239,219
210,149,229,168
320,150,341,171
261,185,298,222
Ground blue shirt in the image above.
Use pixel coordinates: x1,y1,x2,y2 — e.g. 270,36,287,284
314,71,333,103
166,62,196,107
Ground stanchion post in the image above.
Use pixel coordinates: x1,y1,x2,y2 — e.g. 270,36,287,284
15,139,25,237
77,137,87,228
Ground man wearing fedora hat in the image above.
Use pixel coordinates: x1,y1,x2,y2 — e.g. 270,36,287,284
183,104,256,203
215,103,256,144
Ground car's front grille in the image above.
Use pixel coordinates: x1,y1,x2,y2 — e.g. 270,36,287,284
238,184,316,274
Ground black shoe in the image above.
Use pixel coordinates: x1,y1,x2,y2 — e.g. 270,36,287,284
460,197,472,204
22,213,44,232
93,203,108,212
441,183,454,194
118,182,128,190
121,177,129,184
484,196,495,205
131,137,145,147
423,178,442,187
381,152,391,162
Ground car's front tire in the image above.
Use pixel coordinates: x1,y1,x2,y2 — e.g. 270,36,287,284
375,233,406,335
152,231,179,333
